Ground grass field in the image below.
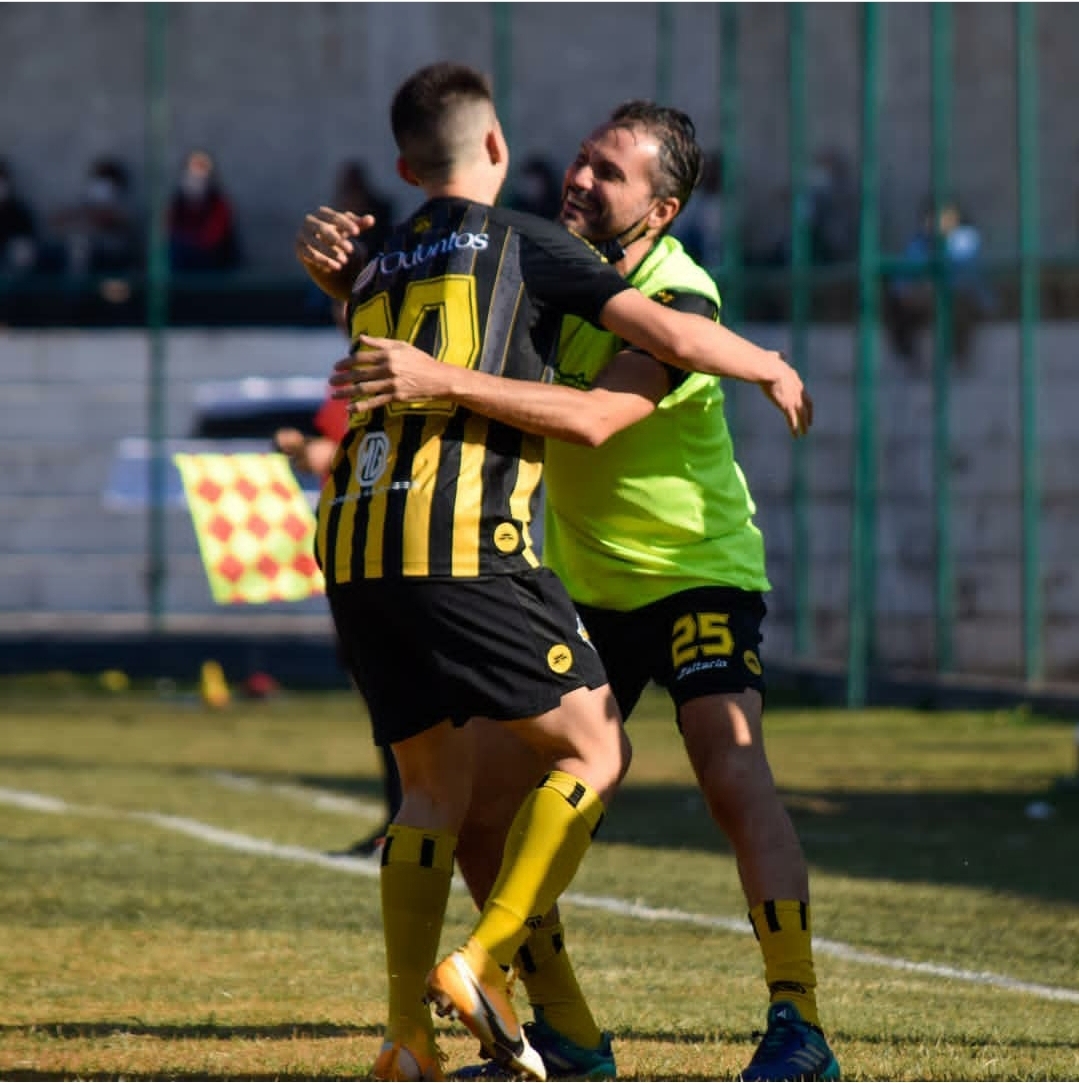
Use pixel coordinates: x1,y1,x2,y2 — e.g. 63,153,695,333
1,674,1077,1081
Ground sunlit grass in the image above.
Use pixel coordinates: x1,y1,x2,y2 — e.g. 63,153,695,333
1,679,1077,1080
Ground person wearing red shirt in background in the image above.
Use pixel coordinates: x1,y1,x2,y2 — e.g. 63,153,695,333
168,149,241,273
274,301,402,857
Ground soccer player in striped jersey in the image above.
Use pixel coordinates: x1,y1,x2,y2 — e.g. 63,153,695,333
328,103,839,1082
297,64,812,1083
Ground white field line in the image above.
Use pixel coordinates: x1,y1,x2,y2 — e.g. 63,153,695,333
2,784,1078,1006
205,770,386,818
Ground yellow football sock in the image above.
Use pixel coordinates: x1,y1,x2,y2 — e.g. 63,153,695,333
381,824,457,1042
749,899,821,1027
516,918,603,1050
472,770,605,968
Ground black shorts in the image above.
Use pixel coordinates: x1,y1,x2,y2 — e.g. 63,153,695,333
575,586,767,723
329,568,608,747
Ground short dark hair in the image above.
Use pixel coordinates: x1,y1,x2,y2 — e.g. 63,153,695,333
607,101,703,212
390,62,496,184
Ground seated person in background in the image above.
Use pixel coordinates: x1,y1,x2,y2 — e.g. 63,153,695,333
333,159,394,255
508,153,563,220
673,149,724,271
807,147,858,265
0,158,39,273
885,197,993,366
304,161,394,325
51,156,139,276
168,149,241,272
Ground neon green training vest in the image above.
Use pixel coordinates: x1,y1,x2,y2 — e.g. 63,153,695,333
544,235,770,610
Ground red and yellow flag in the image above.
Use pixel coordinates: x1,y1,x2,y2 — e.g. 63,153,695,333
174,452,324,605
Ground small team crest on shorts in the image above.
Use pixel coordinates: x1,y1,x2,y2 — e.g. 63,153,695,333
743,649,763,676
492,522,520,553
547,644,573,674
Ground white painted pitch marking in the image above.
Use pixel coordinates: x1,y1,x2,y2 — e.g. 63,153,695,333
206,770,386,817
561,894,1079,1004
0,788,70,813
2,785,1077,1006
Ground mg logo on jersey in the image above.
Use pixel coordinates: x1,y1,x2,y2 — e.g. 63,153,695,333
356,432,390,488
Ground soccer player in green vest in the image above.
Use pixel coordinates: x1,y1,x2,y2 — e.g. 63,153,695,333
298,69,822,1082
329,102,840,1083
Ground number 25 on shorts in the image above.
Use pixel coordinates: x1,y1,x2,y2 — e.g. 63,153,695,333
671,612,734,668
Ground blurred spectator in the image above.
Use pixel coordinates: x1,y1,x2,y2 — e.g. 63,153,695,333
508,154,562,220
168,149,241,272
333,160,394,255
50,156,139,276
303,161,394,325
673,150,723,270
0,158,39,273
807,147,858,264
746,147,857,269
885,197,993,366
744,183,792,270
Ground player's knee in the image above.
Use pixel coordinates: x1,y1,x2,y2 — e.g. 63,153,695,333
696,746,776,822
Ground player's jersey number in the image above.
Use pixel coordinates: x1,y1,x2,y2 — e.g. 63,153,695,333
349,274,481,418
671,612,734,668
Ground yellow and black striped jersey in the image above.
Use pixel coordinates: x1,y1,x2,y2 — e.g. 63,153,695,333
316,197,630,585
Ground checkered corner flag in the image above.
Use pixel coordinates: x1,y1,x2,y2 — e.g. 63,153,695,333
174,452,325,605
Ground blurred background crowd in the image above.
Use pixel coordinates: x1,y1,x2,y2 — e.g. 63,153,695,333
3,2,1079,687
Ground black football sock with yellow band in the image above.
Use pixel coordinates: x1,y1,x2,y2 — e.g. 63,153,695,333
380,824,457,1044
748,899,821,1028
516,916,604,1050
471,770,605,969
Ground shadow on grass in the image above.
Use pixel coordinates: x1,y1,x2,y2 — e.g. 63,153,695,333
601,781,1079,906
5,756,1076,907
0,1075,361,1082
276,772,1078,908
0,1021,378,1040
276,768,1079,906
9,1019,1074,1050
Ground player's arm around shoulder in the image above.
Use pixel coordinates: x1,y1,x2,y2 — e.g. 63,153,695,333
598,288,813,436
329,336,665,448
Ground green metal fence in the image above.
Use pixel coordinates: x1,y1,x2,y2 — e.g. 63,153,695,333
62,3,1065,696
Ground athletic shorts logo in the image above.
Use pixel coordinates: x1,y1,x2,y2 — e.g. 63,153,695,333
547,644,573,674
743,649,763,676
492,523,520,553
356,432,390,488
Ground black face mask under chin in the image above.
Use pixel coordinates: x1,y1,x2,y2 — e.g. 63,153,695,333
593,204,657,263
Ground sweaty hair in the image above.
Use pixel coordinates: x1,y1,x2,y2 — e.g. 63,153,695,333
390,62,497,185
607,100,703,212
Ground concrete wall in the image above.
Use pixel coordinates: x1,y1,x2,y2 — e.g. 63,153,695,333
2,3,1079,272
2,322,1078,683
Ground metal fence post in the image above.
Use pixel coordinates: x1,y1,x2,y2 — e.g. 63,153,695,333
656,3,674,104
1016,1,1043,684
719,3,743,437
145,1,169,629
788,2,812,659
930,3,955,673
493,3,513,157
847,2,882,708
